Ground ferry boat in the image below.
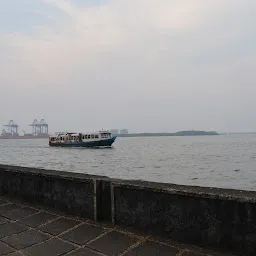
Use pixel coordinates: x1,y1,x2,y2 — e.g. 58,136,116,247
49,130,117,148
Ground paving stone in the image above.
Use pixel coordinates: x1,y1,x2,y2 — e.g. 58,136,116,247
0,241,15,255
125,241,179,256
1,207,38,221
0,199,8,205
60,223,105,245
39,217,81,235
22,238,77,256
86,219,115,229
0,203,21,214
19,211,57,227
0,196,230,256
4,253,23,256
2,229,50,250
0,216,9,225
0,222,28,239
180,251,208,256
67,248,102,256
88,231,138,256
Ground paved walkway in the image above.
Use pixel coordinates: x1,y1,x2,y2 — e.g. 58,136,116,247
0,197,233,256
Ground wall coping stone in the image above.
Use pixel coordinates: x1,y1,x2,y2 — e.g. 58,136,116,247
1,164,255,203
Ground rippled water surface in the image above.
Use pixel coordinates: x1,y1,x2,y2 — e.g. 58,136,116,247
0,135,256,191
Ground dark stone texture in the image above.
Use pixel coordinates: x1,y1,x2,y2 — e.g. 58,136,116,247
125,241,179,256
2,229,50,249
60,223,104,245
0,203,21,214
0,216,9,225
96,180,112,222
39,217,81,235
181,251,207,256
1,207,38,221
67,248,102,256
88,231,138,256
0,199,8,205
19,211,57,227
0,241,15,255
4,253,23,256
113,185,256,255
22,238,77,256
0,222,28,239
0,165,95,219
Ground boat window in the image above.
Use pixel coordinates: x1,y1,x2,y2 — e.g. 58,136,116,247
95,135,99,139
88,135,90,139
91,135,94,139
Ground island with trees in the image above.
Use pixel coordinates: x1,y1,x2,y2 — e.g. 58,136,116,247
116,130,219,137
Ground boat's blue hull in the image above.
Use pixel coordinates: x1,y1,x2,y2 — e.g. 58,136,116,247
49,136,117,148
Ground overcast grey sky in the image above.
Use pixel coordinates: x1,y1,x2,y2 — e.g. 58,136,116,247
1,0,256,133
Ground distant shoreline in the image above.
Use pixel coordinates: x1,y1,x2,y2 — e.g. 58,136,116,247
115,130,219,137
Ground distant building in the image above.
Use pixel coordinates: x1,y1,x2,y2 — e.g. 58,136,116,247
110,129,119,135
120,129,128,135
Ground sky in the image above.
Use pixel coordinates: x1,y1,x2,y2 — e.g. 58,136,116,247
0,0,256,133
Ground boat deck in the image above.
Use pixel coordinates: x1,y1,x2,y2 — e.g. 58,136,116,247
0,196,233,256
